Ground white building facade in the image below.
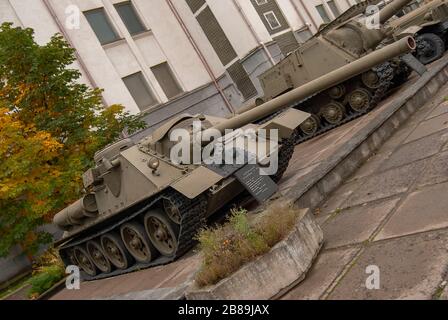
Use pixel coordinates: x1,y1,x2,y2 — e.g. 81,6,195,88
1,0,362,132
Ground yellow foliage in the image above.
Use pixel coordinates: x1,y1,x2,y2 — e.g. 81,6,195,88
0,107,62,210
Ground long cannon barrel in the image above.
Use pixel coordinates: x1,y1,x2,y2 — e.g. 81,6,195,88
212,36,415,134
379,0,414,24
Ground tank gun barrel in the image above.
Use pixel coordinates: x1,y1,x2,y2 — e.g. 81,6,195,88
379,0,414,24
211,36,415,134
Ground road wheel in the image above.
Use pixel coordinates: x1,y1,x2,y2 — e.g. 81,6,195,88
416,33,445,65
86,240,113,274
73,246,97,277
120,222,158,263
101,232,134,270
349,88,371,113
163,198,182,225
322,102,346,125
144,211,179,257
299,114,321,136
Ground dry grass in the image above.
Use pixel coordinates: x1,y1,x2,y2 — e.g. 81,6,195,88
195,203,300,288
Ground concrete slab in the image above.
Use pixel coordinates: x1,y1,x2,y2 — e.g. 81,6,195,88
380,99,440,152
417,151,448,188
346,151,392,182
322,198,400,250
404,113,448,143
328,229,448,300
280,163,319,193
281,247,360,300
343,161,426,208
441,285,448,300
375,182,448,241
318,179,361,215
425,101,448,120
381,132,445,171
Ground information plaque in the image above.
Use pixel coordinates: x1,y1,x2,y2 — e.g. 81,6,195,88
234,164,278,203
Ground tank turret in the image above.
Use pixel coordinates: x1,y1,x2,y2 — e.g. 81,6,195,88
53,37,414,280
257,0,417,143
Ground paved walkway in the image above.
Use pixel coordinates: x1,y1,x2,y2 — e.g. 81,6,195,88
283,81,448,300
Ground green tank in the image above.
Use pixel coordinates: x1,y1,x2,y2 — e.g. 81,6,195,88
389,0,448,64
52,36,415,280
256,0,418,143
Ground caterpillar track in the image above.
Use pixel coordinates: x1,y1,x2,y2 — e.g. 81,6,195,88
59,190,207,281
256,60,408,146
294,62,396,144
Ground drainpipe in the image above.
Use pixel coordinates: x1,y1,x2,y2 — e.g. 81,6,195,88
297,0,320,32
42,0,98,91
165,0,235,115
231,0,275,66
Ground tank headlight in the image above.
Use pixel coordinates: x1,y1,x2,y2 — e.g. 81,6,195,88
148,157,160,174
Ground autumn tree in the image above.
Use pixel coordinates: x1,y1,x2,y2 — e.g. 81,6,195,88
0,23,145,257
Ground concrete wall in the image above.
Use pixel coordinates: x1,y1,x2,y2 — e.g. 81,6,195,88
0,225,63,288
0,246,31,288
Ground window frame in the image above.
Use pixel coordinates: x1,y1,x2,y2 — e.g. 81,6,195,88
84,7,120,46
114,1,148,36
315,4,331,24
263,11,282,31
150,62,184,100
122,72,157,111
255,0,268,5
326,0,341,18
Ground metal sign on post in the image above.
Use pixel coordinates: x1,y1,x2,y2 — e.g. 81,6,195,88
234,164,278,203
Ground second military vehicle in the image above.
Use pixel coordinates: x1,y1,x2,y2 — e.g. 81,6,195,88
53,36,415,280
390,0,448,64
256,0,418,143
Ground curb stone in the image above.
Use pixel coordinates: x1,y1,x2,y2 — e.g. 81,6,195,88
185,209,324,300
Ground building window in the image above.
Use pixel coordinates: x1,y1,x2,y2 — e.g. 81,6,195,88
151,62,183,99
255,0,268,4
316,5,331,23
327,1,341,18
123,72,156,111
263,11,282,30
84,8,119,45
114,1,146,35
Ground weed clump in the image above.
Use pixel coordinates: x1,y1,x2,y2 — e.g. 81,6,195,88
195,203,300,287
